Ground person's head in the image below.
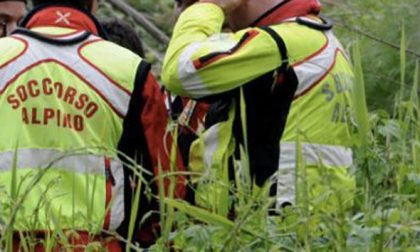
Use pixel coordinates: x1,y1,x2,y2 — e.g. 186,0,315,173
172,0,286,31
101,19,145,57
0,0,26,37
31,0,99,13
227,0,286,31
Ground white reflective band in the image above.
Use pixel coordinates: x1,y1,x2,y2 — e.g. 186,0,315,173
109,156,125,231
177,34,239,99
279,142,353,169
277,142,353,208
177,42,211,98
203,123,221,171
0,34,131,117
293,31,343,98
0,148,122,174
276,165,295,207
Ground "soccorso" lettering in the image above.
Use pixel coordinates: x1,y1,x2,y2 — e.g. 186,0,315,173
6,77,100,132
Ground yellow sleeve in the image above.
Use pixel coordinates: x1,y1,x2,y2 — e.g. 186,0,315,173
162,3,282,99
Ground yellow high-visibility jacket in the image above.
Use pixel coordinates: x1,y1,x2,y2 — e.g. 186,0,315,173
0,5,164,234
162,3,355,213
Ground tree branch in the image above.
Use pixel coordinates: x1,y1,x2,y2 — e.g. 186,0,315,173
107,0,170,45
337,22,420,58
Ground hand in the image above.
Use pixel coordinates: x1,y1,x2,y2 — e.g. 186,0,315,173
199,0,246,14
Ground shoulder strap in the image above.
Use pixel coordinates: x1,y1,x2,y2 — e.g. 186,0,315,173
259,26,289,73
12,28,92,45
296,15,334,31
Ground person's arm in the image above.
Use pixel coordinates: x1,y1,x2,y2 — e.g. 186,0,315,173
162,3,283,99
135,71,187,246
140,72,186,199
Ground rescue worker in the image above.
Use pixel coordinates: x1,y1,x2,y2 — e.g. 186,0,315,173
163,0,356,215
0,0,26,37
0,0,185,250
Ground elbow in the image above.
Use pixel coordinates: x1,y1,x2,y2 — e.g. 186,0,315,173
162,62,183,95
162,61,201,98
163,51,212,99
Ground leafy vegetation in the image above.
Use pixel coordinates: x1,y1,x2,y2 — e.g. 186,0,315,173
149,35,419,252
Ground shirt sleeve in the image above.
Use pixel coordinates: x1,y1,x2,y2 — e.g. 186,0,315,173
162,3,283,99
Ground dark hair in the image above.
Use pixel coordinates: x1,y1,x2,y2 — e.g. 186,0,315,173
31,0,91,10
101,19,145,57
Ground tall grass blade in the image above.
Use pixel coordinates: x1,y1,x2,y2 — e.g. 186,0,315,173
161,127,179,247
239,87,248,153
165,198,234,227
412,61,419,167
157,158,166,232
351,40,371,148
5,148,19,250
126,164,143,252
399,21,406,110
411,61,419,207
410,61,419,115
164,198,269,245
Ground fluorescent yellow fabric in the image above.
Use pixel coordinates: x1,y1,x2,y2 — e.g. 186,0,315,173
282,53,355,146
189,105,236,215
163,3,281,98
0,27,142,232
162,3,356,213
0,37,26,67
1,168,106,232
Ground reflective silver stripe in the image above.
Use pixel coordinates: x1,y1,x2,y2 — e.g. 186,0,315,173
276,165,295,207
279,142,353,169
0,34,131,117
203,123,221,172
109,157,125,231
0,148,121,174
177,34,238,98
177,42,210,98
293,31,343,97
277,142,353,207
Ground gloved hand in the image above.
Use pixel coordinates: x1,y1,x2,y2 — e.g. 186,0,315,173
199,0,247,14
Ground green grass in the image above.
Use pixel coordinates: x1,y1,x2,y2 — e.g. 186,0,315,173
1,64,418,251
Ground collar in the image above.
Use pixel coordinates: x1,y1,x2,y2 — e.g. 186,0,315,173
19,5,104,37
252,0,321,27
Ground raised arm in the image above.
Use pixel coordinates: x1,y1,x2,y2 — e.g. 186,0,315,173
162,3,283,99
